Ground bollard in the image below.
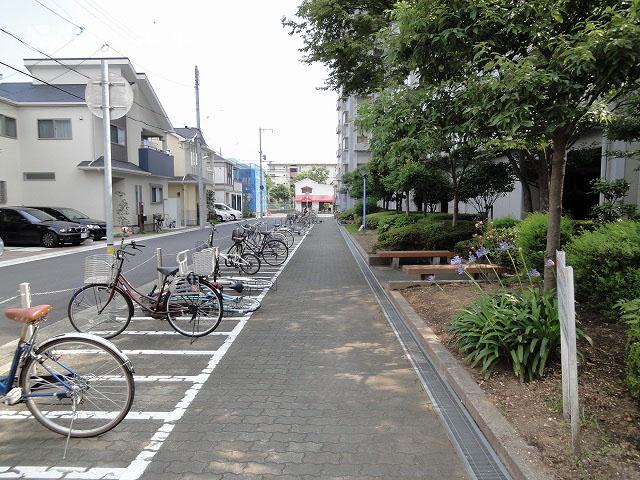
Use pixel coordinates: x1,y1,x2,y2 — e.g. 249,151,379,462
156,248,163,288
19,282,32,339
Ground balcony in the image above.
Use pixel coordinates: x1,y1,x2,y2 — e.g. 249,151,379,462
139,146,174,177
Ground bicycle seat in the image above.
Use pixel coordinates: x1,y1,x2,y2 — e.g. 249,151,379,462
157,266,179,277
4,305,52,324
273,223,281,228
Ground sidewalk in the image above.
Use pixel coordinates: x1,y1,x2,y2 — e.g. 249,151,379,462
144,220,468,478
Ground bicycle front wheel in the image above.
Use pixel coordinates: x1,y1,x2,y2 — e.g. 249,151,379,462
20,336,135,438
68,284,132,339
261,239,288,266
165,279,223,337
239,253,261,275
225,243,243,268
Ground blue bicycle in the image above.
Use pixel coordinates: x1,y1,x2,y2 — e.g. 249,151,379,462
1,304,135,440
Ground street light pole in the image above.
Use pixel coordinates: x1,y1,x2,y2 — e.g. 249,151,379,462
258,127,274,218
100,59,114,253
362,173,367,229
195,65,205,229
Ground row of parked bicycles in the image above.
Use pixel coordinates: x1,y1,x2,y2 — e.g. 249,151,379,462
1,219,311,453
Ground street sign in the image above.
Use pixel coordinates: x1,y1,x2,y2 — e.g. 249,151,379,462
556,250,580,455
85,73,133,120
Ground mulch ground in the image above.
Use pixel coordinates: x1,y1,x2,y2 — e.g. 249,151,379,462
401,283,640,480
351,229,379,254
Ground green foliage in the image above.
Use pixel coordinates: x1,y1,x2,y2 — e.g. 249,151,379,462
491,217,520,230
375,220,474,251
567,221,640,314
458,161,515,214
589,178,638,223
291,166,330,184
615,299,640,399
516,213,574,273
269,184,291,202
336,207,356,223
362,211,396,230
354,197,381,220
450,289,565,381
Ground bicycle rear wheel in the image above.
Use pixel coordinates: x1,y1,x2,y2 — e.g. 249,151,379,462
239,253,261,275
165,279,223,337
20,336,135,437
68,284,132,339
225,243,243,268
261,239,288,266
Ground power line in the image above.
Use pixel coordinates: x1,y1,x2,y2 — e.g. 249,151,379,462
32,0,85,34
0,59,171,133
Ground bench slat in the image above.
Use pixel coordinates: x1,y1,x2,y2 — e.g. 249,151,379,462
402,264,508,274
377,250,455,258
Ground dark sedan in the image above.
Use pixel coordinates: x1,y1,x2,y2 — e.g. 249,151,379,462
0,207,88,248
28,206,106,240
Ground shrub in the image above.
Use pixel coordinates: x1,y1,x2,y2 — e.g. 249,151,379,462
375,220,475,251
516,213,574,272
567,221,640,314
450,289,568,381
616,299,640,399
364,211,396,230
354,197,381,218
491,217,520,230
336,208,355,223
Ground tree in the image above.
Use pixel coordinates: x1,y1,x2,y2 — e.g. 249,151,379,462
291,166,329,184
282,0,396,95
270,184,291,203
458,161,515,217
389,0,640,289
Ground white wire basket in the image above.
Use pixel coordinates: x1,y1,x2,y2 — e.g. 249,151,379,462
193,247,217,276
176,250,190,276
84,254,115,284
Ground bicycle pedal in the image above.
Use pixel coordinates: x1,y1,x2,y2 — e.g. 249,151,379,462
4,387,22,405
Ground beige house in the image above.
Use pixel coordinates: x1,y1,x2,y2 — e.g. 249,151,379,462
0,57,174,228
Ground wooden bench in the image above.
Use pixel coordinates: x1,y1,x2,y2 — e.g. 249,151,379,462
402,264,508,280
377,250,456,269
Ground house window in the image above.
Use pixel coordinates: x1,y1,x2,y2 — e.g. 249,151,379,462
342,137,349,150
37,119,72,139
24,172,56,181
0,181,6,203
110,125,125,146
151,185,163,204
0,114,17,138
301,186,312,194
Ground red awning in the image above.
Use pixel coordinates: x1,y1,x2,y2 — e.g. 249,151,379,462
294,195,334,202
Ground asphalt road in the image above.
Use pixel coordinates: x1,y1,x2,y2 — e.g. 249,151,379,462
0,219,282,347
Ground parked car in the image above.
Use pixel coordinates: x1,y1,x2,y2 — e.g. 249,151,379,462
0,236,4,256
213,208,233,222
27,206,106,240
0,207,88,248
214,203,242,221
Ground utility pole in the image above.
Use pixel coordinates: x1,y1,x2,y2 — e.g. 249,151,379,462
258,127,274,218
195,65,205,229
101,60,114,253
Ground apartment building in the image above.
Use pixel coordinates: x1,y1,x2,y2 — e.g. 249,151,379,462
265,160,337,187
0,57,175,227
335,95,372,210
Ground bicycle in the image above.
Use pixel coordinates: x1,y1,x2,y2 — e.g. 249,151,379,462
68,240,223,339
152,214,164,232
199,226,261,275
230,224,289,266
1,303,134,455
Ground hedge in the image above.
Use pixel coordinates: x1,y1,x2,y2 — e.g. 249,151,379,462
375,220,475,251
516,213,574,273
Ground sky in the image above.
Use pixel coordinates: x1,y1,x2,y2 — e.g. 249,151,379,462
0,0,338,165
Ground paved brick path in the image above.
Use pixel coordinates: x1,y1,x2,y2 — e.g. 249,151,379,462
143,220,467,479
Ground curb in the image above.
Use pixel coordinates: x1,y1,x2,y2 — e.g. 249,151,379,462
386,287,554,480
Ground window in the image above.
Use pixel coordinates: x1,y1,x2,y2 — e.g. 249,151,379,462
301,186,312,194
151,185,163,204
0,114,17,138
23,172,56,181
342,137,349,150
110,125,125,145
38,119,71,139
0,181,6,204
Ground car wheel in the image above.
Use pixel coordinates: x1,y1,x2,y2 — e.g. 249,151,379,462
41,231,59,248
217,215,224,222
230,214,236,221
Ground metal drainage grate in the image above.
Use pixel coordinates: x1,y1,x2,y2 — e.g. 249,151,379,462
340,227,511,480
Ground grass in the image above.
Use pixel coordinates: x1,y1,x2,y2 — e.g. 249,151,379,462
343,222,361,235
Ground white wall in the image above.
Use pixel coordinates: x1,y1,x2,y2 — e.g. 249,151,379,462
0,101,23,205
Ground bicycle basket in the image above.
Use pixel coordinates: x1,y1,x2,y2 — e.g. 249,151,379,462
231,228,246,242
193,247,217,276
84,254,115,284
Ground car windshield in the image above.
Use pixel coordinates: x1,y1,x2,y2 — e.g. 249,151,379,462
58,208,90,220
20,208,57,222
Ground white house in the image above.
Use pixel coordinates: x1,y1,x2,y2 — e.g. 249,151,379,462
293,179,335,213
0,57,175,228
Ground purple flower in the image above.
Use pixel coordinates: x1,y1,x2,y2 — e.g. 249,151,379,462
545,258,555,267
457,264,465,275
451,255,463,265
475,246,489,259
527,268,541,278
498,241,515,252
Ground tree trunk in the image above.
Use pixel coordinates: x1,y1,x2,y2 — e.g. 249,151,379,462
537,150,551,212
544,131,569,291
405,190,410,215
452,191,459,227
